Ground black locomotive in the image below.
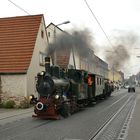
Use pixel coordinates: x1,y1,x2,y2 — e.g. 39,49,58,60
32,57,113,119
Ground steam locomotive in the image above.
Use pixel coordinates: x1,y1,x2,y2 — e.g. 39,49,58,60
32,57,113,119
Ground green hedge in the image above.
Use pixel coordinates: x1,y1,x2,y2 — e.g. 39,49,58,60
2,100,15,108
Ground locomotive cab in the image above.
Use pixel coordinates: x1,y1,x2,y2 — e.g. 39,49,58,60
68,69,88,105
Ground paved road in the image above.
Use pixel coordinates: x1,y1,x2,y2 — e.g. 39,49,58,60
0,89,133,140
126,87,140,140
0,107,33,125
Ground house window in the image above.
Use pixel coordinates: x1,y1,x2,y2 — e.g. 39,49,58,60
39,52,47,66
48,32,50,37
41,30,44,38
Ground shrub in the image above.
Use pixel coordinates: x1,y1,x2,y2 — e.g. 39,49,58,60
19,97,30,108
0,103,2,108
3,100,15,108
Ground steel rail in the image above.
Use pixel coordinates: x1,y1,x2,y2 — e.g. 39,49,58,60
0,110,33,120
117,95,137,140
98,93,128,115
59,92,130,140
0,120,52,140
88,93,136,140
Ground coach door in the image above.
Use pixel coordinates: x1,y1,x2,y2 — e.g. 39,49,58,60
88,74,95,98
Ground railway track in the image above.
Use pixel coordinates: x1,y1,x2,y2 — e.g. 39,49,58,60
4,120,52,140
0,110,33,121
0,90,134,140
88,93,136,140
0,117,52,140
0,107,53,140
59,92,134,140
0,109,34,127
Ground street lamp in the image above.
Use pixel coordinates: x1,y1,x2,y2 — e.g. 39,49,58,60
53,21,70,65
105,50,113,53
56,21,70,26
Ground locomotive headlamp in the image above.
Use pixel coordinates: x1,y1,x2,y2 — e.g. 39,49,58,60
29,95,33,100
55,94,60,99
40,71,44,75
29,95,38,104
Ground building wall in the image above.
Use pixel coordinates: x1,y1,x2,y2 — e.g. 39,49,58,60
108,69,123,82
46,24,81,69
69,49,80,69
0,74,27,105
46,23,109,77
46,24,63,43
78,53,109,78
27,17,48,97
46,24,71,67
0,17,48,106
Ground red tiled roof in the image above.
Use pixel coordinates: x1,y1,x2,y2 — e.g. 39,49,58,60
0,14,43,73
56,50,70,68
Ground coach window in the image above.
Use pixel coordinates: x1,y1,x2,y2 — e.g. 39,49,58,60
97,77,99,85
101,78,102,85
102,79,104,85
100,78,101,85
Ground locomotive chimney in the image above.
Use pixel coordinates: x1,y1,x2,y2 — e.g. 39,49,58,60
45,57,50,74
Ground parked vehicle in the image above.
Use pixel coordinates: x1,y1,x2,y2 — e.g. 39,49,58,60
124,85,129,89
128,85,135,92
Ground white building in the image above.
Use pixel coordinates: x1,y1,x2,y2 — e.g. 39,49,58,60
46,23,108,78
0,14,48,106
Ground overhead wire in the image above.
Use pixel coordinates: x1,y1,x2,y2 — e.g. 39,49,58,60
8,0,113,48
7,0,75,68
84,0,124,61
84,0,114,47
7,0,50,51
8,0,30,15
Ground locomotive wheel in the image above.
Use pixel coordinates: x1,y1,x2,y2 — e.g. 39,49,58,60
59,103,71,118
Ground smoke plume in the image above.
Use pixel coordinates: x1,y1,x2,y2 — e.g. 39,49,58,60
105,31,138,70
106,45,130,70
47,28,95,60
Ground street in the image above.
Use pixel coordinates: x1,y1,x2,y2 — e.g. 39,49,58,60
0,88,137,140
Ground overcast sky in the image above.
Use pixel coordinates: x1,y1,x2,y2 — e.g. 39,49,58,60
1,0,140,77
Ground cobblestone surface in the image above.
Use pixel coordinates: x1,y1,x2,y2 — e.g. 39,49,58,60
93,94,136,140
126,89,140,140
